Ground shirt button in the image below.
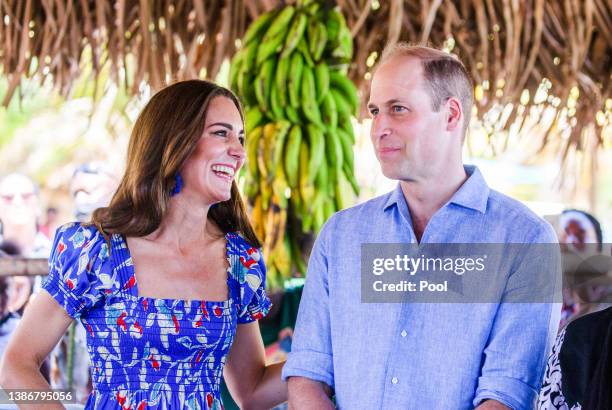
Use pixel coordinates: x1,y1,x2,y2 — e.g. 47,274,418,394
391,377,399,384
401,330,407,337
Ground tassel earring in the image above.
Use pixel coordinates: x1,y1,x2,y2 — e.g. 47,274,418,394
170,173,183,196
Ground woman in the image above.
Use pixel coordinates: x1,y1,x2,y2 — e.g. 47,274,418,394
0,80,287,409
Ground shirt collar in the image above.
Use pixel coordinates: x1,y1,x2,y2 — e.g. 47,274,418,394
448,165,489,213
383,165,490,214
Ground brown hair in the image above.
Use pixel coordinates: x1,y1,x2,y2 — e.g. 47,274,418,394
91,80,261,248
380,43,474,137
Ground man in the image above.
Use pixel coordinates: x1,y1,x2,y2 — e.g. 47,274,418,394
0,173,50,258
282,44,561,409
70,161,119,222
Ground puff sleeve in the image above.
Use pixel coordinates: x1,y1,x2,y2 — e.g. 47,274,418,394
227,234,272,324
42,223,110,318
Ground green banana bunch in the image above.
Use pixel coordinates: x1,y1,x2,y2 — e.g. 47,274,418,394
229,3,361,289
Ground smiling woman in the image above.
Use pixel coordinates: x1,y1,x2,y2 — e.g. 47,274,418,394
0,80,287,410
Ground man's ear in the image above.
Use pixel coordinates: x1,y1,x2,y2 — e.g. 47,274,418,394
446,97,463,132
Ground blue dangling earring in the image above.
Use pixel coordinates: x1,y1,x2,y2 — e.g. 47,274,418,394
170,173,183,196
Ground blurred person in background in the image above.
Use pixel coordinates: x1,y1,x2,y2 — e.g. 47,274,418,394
0,173,51,258
0,240,50,381
558,209,610,326
0,241,25,357
538,305,612,410
49,161,120,403
70,162,119,223
538,211,611,409
39,207,60,239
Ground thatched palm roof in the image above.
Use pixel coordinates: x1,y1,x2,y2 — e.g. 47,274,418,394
1,0,610,161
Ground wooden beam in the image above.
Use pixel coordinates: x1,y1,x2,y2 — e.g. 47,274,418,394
0,258,48,277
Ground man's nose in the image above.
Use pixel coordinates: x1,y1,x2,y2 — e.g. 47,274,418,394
371,114,391,142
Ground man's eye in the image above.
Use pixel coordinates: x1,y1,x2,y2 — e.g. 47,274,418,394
392,105,407,113
369,108,379,116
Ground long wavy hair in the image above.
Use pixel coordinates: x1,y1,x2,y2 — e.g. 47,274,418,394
91,80,261,248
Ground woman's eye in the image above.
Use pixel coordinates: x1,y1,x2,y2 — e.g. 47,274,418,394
239,136,245,146
369,108,379,117
214,130,227,137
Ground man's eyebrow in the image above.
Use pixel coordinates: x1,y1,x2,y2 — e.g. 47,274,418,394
384,99,404,105
367,99,404,109
207,122,245,134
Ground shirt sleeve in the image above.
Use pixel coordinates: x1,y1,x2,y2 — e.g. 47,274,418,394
237,247,272,324
474,222,562,409
281,219,334,388
42,223,109,319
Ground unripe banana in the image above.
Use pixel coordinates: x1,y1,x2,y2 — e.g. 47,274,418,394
256,33,286,67
298,141,315,206
306,124,325,184
285,105,301,124
254,59,275,112
332,24,353,60
321,92,338,130
246,126,263,178
325,130,344,187
330,70,360,114
301,67,323,126
282,12,308,57
269,85,285,120
314,63,330,104
330,89,352,119
284,125,302,188
343,162,360,195
245,107,264,132
273,121,292,167
311,22,328,61
336,127,355,171
275,55,291,106
243,10,275,45
263,6,296,42
288,52,304,108
297,37,315,67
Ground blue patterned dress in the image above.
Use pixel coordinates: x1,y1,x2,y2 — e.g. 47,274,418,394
43,223,271,410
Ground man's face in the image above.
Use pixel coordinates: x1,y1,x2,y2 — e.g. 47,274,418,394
71,171,118,221
0,174,39,227
368,56,452,181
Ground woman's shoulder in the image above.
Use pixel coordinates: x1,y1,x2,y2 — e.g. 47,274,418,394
226,231,262,257
226,231,265,280
55,221,104,237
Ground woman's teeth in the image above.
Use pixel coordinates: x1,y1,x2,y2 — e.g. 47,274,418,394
211,165,235,178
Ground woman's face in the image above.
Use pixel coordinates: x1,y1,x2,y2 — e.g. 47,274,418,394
179,96,245,205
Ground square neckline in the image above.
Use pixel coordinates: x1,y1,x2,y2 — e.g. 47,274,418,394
111,232,234,307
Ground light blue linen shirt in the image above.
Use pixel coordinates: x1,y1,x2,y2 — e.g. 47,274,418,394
282,165,561,410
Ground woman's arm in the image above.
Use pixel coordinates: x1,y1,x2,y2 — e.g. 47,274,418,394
0,291,73,410
223,321,287,409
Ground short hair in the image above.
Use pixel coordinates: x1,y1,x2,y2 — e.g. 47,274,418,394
379,43,474,137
